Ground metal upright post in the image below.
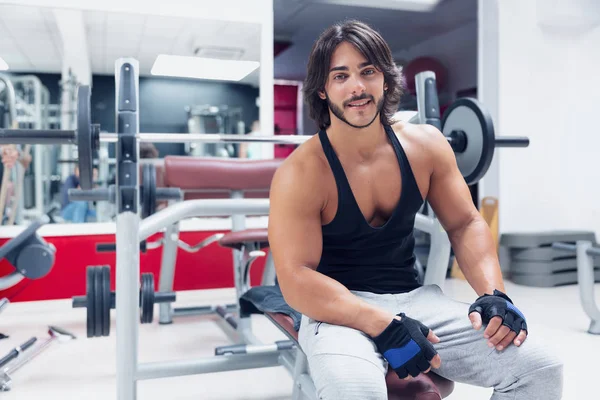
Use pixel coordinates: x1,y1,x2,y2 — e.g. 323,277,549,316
114,58,141,400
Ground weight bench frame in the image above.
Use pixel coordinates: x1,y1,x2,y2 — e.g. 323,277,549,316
115,199,453,399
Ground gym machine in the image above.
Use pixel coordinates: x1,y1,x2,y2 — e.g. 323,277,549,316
0,57,529,399
552,241,600,334
0,326,76,392
0,219,56,291
186,104,245,157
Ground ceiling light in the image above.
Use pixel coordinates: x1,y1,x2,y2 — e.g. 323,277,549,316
151,55,259,82
0,57,8,71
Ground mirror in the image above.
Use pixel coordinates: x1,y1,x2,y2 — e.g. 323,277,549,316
0,3,265,225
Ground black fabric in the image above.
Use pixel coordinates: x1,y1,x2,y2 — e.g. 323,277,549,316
0,333,7,340
316,125,424,294
370,313,438,379
468,289,528,334
239,284,302,331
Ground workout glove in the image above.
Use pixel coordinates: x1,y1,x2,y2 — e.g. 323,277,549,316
469,289,528,335
370,313,438,379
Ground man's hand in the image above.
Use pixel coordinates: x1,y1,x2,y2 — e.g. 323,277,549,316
370,313,442,380
468,289,528,351
1,145,19,169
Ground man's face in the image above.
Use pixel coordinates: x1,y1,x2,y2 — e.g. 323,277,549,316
319,42,387,129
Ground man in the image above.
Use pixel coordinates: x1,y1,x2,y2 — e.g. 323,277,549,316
268,20,562,399
60,165,98,223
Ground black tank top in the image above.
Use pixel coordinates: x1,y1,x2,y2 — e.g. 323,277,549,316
316,125,424,294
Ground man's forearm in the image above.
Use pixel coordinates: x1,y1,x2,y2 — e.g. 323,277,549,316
279,266,395,337
449,217,505,296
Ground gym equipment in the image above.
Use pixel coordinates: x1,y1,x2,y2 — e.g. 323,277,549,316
0,79,528,191
500,231,599,287
0,58,524,399
0,337,37,369
0,298,7,340
552,241,600,335
71,265,176,338
68,163,182,218
403,56,448,94
408,71,529,185
186,104,244,157
0,326,76,392
0,220,56,291
0,298,8,314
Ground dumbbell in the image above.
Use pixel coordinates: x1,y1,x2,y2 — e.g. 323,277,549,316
72,266,176,338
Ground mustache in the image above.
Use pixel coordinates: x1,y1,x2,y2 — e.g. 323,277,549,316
344,94,373,107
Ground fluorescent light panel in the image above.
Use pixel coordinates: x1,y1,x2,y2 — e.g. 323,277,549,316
0,57,8,71
151,55,259,81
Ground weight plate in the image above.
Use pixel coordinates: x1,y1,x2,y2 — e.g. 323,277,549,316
147,274,154,323
86,266,95,338
141,164,157,218
147,164,156,217
101,266,111,337
442,97,495,185
77,85,94,190
140,273,155,324
142,164,150,218
93,266,102,337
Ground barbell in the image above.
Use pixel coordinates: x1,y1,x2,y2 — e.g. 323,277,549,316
0,86,529,189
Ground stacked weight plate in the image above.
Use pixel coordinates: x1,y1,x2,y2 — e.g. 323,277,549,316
500,231,600,287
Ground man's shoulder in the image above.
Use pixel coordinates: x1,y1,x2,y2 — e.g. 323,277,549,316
273,135,328,192
391,120,445,148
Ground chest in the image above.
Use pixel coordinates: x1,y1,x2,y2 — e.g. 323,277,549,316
321,142,431,227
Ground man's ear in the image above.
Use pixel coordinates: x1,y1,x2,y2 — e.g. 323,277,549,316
318,90,326,100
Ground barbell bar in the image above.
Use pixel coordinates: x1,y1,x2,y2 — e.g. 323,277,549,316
0,85,529,189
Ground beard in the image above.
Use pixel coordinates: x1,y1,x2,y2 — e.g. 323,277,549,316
325,92,385,129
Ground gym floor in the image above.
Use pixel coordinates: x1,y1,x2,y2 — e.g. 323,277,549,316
1,279,597,400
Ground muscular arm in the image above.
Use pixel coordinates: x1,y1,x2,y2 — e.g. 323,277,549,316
268,158,395,337
423,125,505,296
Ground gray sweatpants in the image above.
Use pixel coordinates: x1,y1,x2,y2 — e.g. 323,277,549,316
298,284,563,400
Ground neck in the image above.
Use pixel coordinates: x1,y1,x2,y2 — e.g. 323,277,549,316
326,117,388,161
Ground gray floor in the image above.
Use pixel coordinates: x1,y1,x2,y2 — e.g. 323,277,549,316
0,278,598,399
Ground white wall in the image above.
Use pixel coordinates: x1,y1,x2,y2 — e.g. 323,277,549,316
480,0,600,238
393,21,478,100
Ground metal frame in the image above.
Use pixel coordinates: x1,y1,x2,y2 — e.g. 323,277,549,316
109,53,454,398
552,241,600,335
120,197,451,400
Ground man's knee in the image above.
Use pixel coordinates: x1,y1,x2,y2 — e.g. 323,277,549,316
311,354,387,400
524,353,563,395
506,345,564,399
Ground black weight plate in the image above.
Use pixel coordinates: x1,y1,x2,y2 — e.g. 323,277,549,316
101,266,111,337
94,266,102,337
140,274,147,323
141,274,150,323
140,273,155,324
147,273,154,323
442,97,495,186
77,85,94,190
142,164,150,218
147,164,156,217
86,266,95,338
141,164,157,218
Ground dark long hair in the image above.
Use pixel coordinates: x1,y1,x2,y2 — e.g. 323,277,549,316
303,20,404,130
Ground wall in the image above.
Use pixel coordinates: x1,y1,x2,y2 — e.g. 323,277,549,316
480,0,600,238
393,21,478,101
7,72,260,156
